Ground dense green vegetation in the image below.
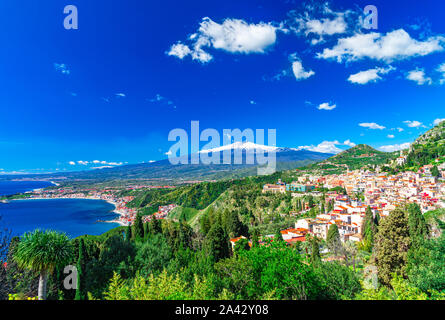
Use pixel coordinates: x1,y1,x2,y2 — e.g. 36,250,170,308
402,121,445,171
2,201,444,300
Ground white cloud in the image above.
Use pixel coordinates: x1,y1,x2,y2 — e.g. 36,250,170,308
359,122,386,130
70,160,122,167
54,63,70,75
107,162,123,166
433,118,445,126
406,68,432,85
148,94,176,108
167,42,192,59
299,140,342,154
348,66,395,84
298,139,355,154
318,102,336,110
343,139,356,147
150,94,164,102
387,134,395,138
115,93,126,98
167,17,277,63
250,100,256,105
404,120,423,128
396,127,404,132
378,142,411,152
305,16,348,36
317,29,444,63
287,3,357,45
437,62,445,84
291,59,315,80
91,166,114,170
199,18,277,53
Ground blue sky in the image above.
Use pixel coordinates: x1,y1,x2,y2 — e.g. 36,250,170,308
0,0,444,173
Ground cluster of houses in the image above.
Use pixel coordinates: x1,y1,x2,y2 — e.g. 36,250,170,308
251,163,445,248
142,204,178,223
262,179,315,194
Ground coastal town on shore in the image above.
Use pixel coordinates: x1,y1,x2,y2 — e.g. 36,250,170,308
8,184,177,226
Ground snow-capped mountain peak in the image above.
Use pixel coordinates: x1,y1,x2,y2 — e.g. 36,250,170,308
199,141,281,153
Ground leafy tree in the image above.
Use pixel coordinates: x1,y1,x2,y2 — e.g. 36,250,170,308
362,206,378,247
204,224,229,262
308,196,314,208
431,165,440,178
74,238,87,300
225,210,246,238
274,227,284,243
134,234,172,277
13,230,73,300
177,221,194,250
233,238,250,255
356,273,445,300
85,234,136,299
126,224,132,242
315,261,361,300
407,203,428,248
310,237,321,265
374,209,411,286
407,232,445,293
240,240,321,299
251,229,260,248
133,214,144,241
215,255,255,299
326,224,341,254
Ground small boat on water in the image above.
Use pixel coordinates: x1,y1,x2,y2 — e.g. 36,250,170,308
1,199,9,204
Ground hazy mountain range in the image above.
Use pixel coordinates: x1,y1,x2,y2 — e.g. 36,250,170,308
0,142,334,183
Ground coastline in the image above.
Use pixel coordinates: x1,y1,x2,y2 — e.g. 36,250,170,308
10,197,127,226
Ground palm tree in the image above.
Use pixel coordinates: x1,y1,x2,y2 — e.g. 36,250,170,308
13,230,73,300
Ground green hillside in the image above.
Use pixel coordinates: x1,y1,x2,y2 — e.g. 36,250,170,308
403,120,445,170
283,144,397,177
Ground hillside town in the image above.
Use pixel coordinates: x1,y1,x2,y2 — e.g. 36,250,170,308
253,162,445,247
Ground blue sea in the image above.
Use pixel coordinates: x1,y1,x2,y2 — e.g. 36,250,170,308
0,181,121,238
0,180,55,196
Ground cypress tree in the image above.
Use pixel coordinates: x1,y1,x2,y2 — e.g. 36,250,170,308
204,224,229,262
133,213,144,240
143,222,149,239
407,203,428,248
326,224,341,254
274,227,284,243
431,165,440,178
310,237,321,265
74,239,86,300
251,229,260,247
308,196,314,208
151,217,162,235
374,208,411,286
363,206,378,245
126,224,132,242
225,210,245,238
